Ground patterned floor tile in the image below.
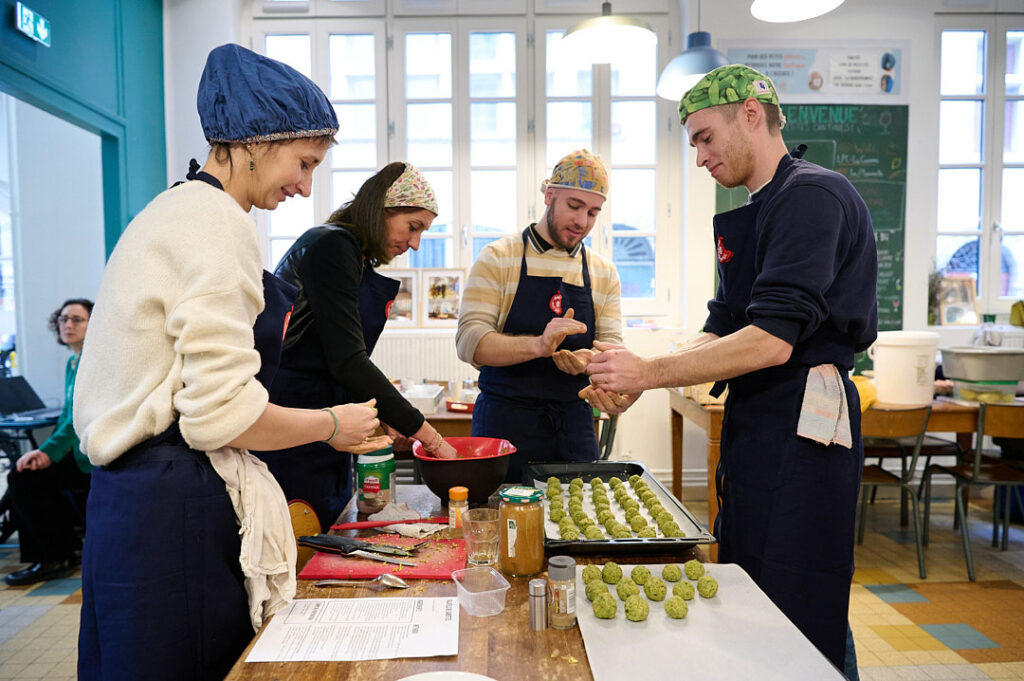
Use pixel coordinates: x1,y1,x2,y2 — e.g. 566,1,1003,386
24,578,80,598
921,623,999,650
866,584,930,603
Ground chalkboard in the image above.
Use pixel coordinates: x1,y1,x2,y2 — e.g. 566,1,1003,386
715,104,909,372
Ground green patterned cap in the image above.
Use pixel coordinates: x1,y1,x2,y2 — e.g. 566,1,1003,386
678,64,779,124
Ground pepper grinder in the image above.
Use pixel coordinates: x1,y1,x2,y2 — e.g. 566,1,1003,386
528,578,547,630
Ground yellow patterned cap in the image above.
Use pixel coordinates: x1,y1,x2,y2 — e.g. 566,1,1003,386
541,149,609,198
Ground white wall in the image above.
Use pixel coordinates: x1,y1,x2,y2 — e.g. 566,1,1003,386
10,98,105,404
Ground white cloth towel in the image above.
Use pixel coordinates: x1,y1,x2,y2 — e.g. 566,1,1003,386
368,503,447,538
796,364,853,449
208,447,296,631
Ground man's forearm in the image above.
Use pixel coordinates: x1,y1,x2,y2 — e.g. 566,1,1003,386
472,331,543,367
648,326,792,389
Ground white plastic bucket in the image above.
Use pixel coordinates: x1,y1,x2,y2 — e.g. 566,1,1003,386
867,331,940,406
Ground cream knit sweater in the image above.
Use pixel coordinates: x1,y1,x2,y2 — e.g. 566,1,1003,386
74,180,269,463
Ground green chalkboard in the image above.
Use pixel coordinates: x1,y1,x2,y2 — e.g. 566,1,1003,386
715,104,909,372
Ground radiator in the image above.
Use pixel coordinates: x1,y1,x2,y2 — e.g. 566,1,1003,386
373,331,479,385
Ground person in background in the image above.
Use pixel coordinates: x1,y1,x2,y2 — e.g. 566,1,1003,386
72,44,388,681
257,162,456,531
585,65,877,672
4,298,93,586
456,149,625,483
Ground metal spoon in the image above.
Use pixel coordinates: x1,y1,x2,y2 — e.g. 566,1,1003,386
314,574,410,589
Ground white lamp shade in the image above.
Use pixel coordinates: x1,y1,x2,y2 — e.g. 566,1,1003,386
750,0,846,23
562,14,657,65
655,32,729,101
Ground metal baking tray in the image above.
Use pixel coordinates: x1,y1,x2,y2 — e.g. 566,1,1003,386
525,461,715,555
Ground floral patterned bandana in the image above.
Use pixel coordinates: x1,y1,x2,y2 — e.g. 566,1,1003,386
541,149,609,198
383,163,438,215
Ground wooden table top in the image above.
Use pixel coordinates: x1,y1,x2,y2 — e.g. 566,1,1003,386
224,485,706,681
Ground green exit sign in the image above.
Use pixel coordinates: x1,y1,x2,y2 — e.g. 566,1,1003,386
15,2,50,47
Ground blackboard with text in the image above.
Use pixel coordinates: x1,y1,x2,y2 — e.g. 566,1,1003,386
715,104,909,371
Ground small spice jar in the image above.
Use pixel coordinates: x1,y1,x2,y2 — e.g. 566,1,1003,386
448,486,469,537
529,578,548,631
547,555,576,629
497,486,544,577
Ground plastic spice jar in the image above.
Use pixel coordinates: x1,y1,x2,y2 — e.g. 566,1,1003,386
355,447,396,514
497,486,545,577
448,486,469,535
547,555,577,629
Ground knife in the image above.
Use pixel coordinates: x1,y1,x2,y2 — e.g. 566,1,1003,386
297,535,419,566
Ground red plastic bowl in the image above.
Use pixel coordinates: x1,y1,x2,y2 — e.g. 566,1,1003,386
412,437,516,504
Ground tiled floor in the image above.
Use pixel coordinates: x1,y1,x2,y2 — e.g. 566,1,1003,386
0,494,1022,680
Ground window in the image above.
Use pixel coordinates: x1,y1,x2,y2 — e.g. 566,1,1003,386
251,4,678,315
937,17,1024,313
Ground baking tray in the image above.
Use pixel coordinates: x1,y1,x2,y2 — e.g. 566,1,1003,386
525,461,715,555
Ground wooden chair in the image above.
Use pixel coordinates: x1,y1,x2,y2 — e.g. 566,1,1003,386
598,414,619,461
862,434,963,525
857,405,931,579
922,403,1024,581
288,499,321,573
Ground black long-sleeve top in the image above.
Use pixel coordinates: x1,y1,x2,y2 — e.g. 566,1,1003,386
274,225,425,436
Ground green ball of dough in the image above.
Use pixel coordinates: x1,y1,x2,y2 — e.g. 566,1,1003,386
590,477,605,488
549,507,566,522
592,592,617,619
630,565,651,585
616,579,640,600
624,509,640,522
611,526,633,539
661,564,683,582
608,476,623,488
620,498,640,512
596,509,615,525
593,498,611,512
628,474,641,486
558,517,575,532
629,516,648,532
673,580,695,600
586,580,609,602
584,525,605,540
602,562,623,584
637,526,657,538
624,595,650,622
644,577,667,601
664,527,687,538
582,564,602,584
576,517,595,530
570,509,587,524
684,559,705,580
560,526,580,540
697,574,719,598
640,490,656,504
664,596,689,619
569,477,584,489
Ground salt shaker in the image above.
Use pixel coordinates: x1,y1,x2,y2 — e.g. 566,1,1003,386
528,578,547,630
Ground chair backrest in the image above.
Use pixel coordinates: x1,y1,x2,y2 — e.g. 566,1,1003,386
598,414,619,460
972,402,1024,478
861,405,931,483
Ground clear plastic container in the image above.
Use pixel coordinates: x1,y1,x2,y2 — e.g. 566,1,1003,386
953,379,1018,404
451,566,511,617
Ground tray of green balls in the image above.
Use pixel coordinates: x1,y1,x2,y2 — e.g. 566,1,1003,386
525,461,715,554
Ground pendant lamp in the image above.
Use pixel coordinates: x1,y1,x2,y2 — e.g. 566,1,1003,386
655,0,728,101
750,0,846,23
561,1,656,66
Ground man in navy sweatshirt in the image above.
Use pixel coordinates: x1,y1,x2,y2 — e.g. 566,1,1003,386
585,64,878,673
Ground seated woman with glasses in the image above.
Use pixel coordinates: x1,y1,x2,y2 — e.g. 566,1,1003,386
4,298,93,586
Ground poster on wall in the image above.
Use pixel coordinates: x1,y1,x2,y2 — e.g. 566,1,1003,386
421,269,464,327
719,40,909,105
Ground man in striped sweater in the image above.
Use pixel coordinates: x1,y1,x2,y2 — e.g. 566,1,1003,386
455,149,625,483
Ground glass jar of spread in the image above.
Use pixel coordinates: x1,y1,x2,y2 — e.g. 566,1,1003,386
498,486,544,577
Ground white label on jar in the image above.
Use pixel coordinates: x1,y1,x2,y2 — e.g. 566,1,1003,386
566,583,576,614
506,518,518,557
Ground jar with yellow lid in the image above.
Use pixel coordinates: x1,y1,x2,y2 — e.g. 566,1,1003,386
498,486,545,577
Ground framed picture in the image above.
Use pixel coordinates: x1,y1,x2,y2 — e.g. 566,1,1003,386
421,268,464,326
938,275,979,326
383,269,418,327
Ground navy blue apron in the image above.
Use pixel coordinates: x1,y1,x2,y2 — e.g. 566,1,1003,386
257,260,398,530
712,196,863,670
78,164,296,681
473,232,598,483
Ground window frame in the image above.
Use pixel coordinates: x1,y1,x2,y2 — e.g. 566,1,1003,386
935,14,1024,314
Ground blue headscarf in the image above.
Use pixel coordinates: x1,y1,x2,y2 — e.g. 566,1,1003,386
197,43,338,144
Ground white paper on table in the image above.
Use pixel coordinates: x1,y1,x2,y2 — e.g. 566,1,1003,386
576,563,846,681
246,597,459,663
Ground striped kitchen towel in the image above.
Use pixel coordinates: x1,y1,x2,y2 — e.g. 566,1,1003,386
797,364,853,448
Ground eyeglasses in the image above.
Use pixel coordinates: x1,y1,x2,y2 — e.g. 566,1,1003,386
58,315,88,325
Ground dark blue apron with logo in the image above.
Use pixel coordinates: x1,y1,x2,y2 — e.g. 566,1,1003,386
711,190,862,670
257,261,399,530
78,165,297,681
473,233,598,483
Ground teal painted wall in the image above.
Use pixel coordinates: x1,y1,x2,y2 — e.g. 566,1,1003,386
0,0,165,254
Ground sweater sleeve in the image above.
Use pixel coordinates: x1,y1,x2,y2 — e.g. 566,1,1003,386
703,277,734,337
746,184,848,346
455,244,506,365
39,357,77,463
299,231,425,436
